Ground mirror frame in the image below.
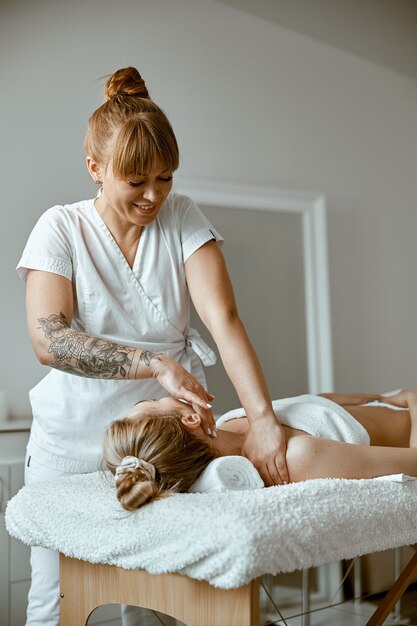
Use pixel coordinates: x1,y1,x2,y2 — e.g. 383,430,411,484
174,177,334,393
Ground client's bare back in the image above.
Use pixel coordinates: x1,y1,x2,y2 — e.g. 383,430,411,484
286,391,417,482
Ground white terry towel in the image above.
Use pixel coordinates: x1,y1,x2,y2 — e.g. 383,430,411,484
217,394,370,445
189,456,264,493
373,474,417,483
6,472,417,589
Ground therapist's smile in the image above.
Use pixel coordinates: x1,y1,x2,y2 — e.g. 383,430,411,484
132,202,158,215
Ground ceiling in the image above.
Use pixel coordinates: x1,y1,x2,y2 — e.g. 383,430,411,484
215,0,417,82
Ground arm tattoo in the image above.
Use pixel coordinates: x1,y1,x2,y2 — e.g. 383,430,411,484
138,350,163,367
37,312,134,379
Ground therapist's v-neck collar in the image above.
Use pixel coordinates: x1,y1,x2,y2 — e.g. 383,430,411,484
91,199,146,275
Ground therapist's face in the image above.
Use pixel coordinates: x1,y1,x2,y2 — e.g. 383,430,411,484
92,158,173,230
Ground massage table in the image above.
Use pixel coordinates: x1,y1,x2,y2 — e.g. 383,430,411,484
6,469,417,626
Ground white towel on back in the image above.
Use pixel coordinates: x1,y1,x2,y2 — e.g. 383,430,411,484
217,394,370,445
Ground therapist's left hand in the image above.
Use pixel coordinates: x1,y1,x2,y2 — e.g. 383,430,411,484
242,415,289,487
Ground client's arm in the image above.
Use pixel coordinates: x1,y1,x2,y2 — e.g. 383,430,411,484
318,393,383,406
376,390,417,446
320,390,417,448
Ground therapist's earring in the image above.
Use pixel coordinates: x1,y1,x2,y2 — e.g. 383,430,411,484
95,179,102,185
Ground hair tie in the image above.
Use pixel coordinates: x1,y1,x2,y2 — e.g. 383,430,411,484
115,455,156,480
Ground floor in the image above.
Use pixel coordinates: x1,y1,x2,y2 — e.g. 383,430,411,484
261,580,417,626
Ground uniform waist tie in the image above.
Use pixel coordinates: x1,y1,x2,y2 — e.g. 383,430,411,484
185,327,217,367
110,329,217,367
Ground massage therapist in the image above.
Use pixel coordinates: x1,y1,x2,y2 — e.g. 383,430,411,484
17,66,287,626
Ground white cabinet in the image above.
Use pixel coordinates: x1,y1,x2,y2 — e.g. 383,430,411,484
0,422,31,626
0,423,125,626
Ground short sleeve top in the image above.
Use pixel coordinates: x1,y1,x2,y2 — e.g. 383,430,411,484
17,192,223,472
17,192,223,341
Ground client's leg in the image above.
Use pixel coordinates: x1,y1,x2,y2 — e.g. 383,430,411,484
286,435,417,483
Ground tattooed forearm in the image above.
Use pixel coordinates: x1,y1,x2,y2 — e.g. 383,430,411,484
37,312,134,379
138,350,163,367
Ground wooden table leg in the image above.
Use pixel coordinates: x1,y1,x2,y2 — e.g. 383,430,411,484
365,548,417,626
60,555,260,626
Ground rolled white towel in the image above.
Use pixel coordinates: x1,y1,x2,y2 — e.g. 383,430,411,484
188,456,264,493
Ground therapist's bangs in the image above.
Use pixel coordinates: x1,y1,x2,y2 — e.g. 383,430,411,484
84,88,179,175
111,115,179,179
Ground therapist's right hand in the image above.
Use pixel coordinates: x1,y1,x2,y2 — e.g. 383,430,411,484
151,355,216,435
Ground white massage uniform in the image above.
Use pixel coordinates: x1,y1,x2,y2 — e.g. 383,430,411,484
17,192,223,626
17,192,223,472
217,394,371,445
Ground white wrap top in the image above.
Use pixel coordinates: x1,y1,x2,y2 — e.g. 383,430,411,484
17,192,223,471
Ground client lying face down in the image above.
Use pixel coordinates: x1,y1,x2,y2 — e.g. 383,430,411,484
103,391,417,511
104,398,218,511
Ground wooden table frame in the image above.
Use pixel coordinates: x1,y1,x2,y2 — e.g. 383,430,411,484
365,546,417,626
59,548,417,626
59,555,260,626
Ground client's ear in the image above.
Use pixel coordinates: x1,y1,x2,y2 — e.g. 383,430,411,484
180,413,202,431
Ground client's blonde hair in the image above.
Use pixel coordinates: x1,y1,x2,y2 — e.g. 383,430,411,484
103,412,217,511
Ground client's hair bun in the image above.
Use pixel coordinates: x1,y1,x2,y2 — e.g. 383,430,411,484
105,66,150,101
116,468,158,511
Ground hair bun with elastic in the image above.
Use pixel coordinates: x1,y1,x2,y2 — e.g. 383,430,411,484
104,66,150,101
116,469,158,511
115,456,156,481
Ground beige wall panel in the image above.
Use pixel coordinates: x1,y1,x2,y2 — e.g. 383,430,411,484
191,206,307,413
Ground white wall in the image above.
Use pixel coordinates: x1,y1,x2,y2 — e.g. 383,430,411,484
217,0,417,82
1,0,417,417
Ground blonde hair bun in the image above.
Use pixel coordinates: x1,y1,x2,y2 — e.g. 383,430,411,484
104,67,150,101
116,468,158,511
103,413,217,511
